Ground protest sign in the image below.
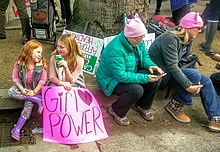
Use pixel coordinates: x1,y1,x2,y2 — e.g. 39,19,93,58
42,86,108,144
62,30,103,75
143,33,155,49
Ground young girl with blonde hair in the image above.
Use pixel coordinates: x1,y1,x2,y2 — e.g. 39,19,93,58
49,34,86,90
8,39,47,140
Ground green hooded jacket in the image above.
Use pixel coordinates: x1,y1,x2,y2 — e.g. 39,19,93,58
96,31,156,96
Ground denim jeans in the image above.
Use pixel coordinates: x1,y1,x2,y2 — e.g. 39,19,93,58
173,68,220,119
112,79,161,118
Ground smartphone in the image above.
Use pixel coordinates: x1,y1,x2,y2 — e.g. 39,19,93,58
156,73,167,78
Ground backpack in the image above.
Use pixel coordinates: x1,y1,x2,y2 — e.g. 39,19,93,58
147,15,176,37
30,0,57,44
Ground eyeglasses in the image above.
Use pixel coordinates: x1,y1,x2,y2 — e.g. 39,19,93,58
133,35,145,42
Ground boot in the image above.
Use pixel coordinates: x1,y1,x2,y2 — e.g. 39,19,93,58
26,95,43,114
200,20,218,54
11,116,26,141
209,116,220,132
165,99,191,123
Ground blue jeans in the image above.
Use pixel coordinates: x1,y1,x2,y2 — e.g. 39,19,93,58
173,68,220,119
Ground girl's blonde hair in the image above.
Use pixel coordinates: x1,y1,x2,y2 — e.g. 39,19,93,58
18,39,46,68
58,34,86,73
170,27,190,45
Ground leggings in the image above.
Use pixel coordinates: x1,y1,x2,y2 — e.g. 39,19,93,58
8,85,34,119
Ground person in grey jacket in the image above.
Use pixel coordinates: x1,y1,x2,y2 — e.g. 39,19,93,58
149,12,220,132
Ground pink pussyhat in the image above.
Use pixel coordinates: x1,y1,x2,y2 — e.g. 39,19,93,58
179,12,203,28
124,13,147,37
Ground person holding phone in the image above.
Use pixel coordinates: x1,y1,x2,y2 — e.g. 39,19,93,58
96,14,165,126
149,12,220,132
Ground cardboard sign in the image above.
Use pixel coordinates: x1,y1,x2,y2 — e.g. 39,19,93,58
143,33,155,49
62,30,103,75
42,86,108,144
83,53,98,74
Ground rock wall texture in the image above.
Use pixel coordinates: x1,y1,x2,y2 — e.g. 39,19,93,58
69,0,149,37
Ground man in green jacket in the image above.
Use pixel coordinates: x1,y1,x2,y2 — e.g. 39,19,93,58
96,14,165,126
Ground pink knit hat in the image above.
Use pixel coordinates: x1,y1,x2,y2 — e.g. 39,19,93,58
179,12,203,28
124,14,147,37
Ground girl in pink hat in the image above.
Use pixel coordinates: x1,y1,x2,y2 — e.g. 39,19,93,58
149,12,220,132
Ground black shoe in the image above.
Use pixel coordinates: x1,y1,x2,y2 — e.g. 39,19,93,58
0,34,6,39
154,10,161,15
22,35,30,45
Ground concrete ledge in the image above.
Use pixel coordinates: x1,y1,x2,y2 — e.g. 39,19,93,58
0,84,100,110
0,89,24,110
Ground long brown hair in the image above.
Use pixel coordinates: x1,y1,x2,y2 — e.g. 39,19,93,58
58,34,86,72
17,39,46,68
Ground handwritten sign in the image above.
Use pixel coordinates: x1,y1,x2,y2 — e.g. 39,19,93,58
83,53,98,74
62,30,103,75
63,30,103,57
42,86,108,144
143,33,155,49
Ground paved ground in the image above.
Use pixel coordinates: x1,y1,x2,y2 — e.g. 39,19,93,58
1,0,220,152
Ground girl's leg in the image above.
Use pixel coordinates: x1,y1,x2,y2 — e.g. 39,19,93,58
7,85,25,100
26,94,43,114
8,85,43,114
11,101,34,140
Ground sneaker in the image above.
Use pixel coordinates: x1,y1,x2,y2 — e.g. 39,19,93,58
204,52,220,62
165,99,191,123
108,106,130,126
132,104,154,121
209,117,220,132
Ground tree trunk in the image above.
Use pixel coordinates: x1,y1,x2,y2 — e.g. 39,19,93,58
67,0,149,38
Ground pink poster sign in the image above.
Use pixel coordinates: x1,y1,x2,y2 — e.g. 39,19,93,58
42,86,108,144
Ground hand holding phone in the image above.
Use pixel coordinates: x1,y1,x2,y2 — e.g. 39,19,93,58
157,73,167,77
148,73,166,82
